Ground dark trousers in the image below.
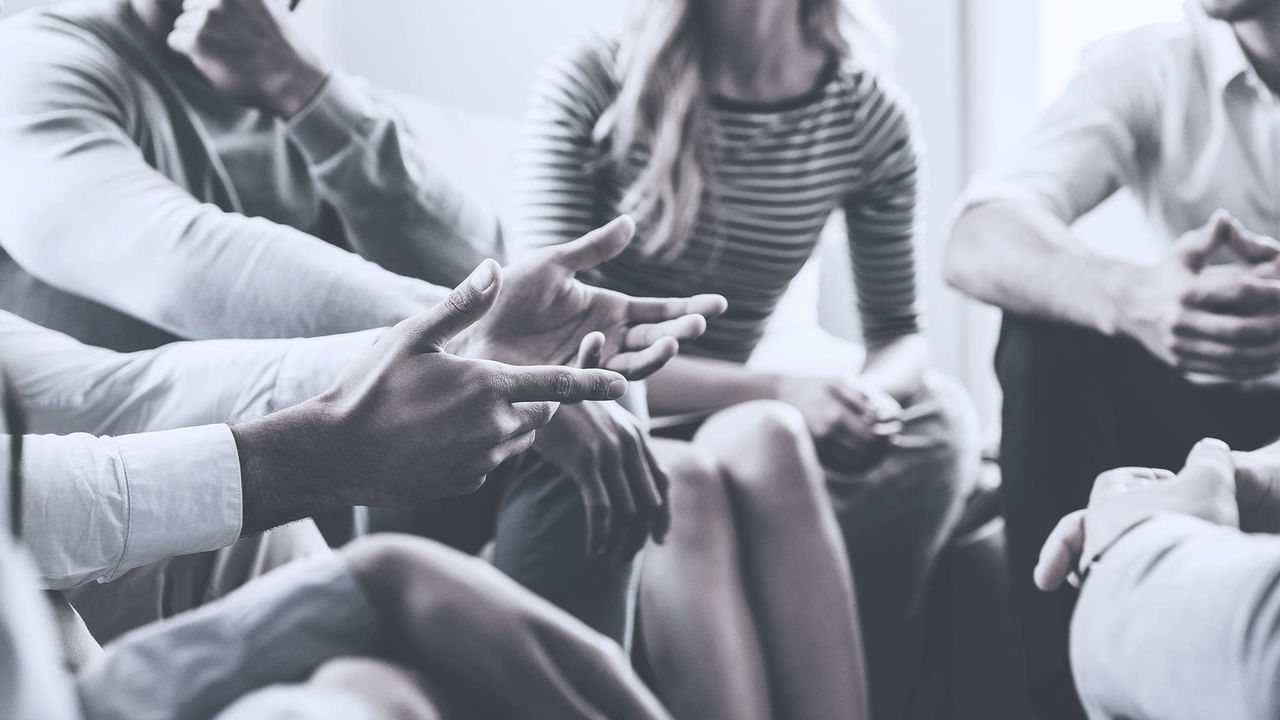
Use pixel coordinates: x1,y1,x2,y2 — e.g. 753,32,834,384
995,314,1280,719
365,450,635,644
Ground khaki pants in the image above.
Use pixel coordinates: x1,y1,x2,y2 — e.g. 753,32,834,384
60,519,328,662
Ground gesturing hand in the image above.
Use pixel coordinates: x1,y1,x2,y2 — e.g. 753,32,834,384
1119,211,1280,379
465,216,728,379
532,401,670,559
1033,439,1239,592
779,375,904,473
167,0,329,118
233,261,628,531
344,535,674,720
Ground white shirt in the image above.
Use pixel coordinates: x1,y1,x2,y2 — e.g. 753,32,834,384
0,311,376,590
965,2,1280,250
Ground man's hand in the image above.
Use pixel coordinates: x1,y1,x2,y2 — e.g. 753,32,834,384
532,401,670,559
232,261,628,532
167,0,329,118
1233,440,1280,533
344,535,674,720
465,216,728,380
778,375,904,473
1118,211,1280,379
1034,439,1239,591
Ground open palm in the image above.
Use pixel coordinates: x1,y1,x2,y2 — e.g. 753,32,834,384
466,216,727,379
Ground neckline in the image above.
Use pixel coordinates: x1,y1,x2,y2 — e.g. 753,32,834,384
709,56,840,113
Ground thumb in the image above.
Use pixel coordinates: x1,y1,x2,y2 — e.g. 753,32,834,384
402,260,502,352
1176,210,1234,271
1225,216,1280,264
549,215,635,272
1179,438,1234,486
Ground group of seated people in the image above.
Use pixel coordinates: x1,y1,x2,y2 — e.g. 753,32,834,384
2,0,1280,717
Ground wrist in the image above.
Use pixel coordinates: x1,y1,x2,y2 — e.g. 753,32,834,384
267,60,330,119
230,399,346,533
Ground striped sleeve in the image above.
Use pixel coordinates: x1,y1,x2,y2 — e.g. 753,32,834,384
513,37,617,256
842,75,924,342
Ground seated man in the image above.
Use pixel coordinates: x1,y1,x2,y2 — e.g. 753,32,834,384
2,397,670,719
0,0,724,643
945,0,1280,715
1034,437,1280,719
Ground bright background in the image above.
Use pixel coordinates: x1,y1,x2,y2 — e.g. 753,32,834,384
2,0,1189,436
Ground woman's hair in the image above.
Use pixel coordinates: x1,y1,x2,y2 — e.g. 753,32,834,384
593,0,893,261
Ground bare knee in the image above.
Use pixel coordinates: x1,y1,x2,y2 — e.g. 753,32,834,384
696,401,820,493
652,441,733,542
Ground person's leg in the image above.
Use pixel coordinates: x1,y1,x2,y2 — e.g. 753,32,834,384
692,400,869,720
638,438,772,720
825,371,979,720
65,518,329,643
992,314,1264,719
490,450,636,643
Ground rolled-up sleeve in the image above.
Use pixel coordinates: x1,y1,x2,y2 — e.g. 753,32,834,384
18,425,242,590
957,31,1165,226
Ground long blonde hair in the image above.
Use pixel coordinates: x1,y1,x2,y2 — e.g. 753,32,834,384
594,0,892,261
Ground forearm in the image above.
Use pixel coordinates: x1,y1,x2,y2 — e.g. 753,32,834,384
289,72,502,283
1072,516,1280,720
646,355,785,416
859,334,927,402
945,201,1143,335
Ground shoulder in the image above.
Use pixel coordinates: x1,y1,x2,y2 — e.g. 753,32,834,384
0,2,136,114
529,33,620,118
830,66,921,153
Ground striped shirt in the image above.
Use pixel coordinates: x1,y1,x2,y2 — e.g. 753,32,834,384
515,36,923,364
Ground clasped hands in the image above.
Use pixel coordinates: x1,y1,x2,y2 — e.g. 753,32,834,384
1120,210,1280,380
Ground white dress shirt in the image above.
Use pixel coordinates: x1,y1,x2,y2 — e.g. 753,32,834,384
0,311,377,590
965,2,1280,245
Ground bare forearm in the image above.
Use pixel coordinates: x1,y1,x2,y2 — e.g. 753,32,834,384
646,356,786,416
945,201,1143,335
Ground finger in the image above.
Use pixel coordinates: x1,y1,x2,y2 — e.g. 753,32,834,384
1183,273,1280,314
623,314,707,348
510,401,560,436
641,440,672,544
1173,307,1280,346
602,337,679,380
599,446,639,558
1034,510,1088,591
166,26,199,56
1176,209,1234,271
574,331,607,369
1177,357,1280,380
1172,334,1280,367
549,215,635,272
401,260,502,352
625,293,729,324
1179,437,1235,486
501,366,628,403
1225,216,1280,263
579,469,611,560
616,437,662,558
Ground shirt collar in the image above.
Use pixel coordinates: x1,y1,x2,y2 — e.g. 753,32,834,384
1188,0,1254,94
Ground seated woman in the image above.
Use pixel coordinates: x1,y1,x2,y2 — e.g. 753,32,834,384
515,1,978,718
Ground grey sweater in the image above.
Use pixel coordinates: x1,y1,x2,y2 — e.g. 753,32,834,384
0,0,501,351
1073,515,1280,720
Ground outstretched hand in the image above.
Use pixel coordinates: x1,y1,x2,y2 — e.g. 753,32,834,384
463,216,728,379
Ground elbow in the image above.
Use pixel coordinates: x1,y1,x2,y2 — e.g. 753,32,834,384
943,205,999,299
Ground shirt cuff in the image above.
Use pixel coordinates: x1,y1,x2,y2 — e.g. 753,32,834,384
287,71,377,166
108,424,242,581
269,329,385,411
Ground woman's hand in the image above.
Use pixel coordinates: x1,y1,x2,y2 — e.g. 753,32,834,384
778,375,903,473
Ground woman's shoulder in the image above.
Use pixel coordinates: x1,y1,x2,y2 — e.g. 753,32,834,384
535,33,622,99
825,63,920,141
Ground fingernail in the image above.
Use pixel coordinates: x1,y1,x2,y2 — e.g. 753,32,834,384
467,261,496,292
608,378,628,399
